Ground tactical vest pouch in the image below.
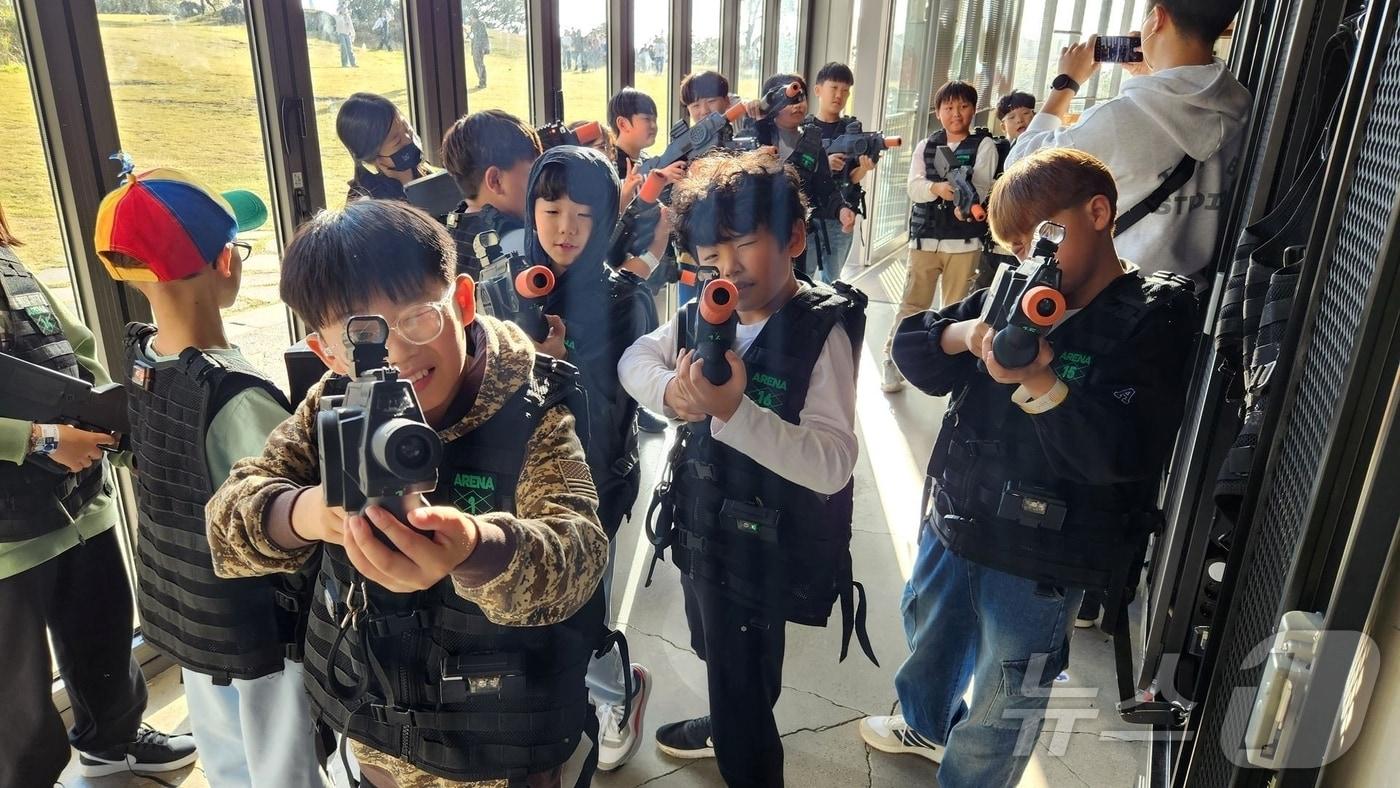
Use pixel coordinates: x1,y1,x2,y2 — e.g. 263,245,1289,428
720,499,781,544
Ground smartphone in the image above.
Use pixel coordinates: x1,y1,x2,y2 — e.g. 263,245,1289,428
1094,35,1144,63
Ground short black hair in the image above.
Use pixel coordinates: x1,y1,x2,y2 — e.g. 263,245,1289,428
814,62,855,86
608,88,659,132
280,200,453,332
1147,0,1241,44
933,80,978,110
669,151,809,257
996,91,1037,119
680,71,730,106
440,110,542,198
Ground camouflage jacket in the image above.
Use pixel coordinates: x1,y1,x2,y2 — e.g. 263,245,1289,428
205,316,607,788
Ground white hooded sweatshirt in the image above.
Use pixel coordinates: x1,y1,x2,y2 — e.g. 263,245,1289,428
1007,60,1252,279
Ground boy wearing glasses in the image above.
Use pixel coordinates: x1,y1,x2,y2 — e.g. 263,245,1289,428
94,166,321,786
205,199,607,788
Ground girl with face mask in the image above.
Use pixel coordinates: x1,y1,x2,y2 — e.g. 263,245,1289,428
336,92,432,202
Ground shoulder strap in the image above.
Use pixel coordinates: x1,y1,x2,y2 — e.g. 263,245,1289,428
176,347,293,423
1115,155,1198,237
827,281,868,373
530,354,591,451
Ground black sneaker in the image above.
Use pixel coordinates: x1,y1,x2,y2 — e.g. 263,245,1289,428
656,715,715,759
78,724,197,777
637,408,667,434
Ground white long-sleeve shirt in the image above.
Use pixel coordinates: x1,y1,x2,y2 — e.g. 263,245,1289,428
618,307,859,497
906,134,999,254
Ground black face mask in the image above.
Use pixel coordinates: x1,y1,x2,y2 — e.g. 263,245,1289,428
385,139,423,172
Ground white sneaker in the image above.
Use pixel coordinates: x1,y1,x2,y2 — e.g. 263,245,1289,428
881,359,906,393
597,664,651,771
859,715,944,764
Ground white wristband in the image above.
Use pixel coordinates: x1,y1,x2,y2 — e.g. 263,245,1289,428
1012,379,1069,414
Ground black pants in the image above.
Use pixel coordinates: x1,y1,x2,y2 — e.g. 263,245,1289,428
0,527,147,788
473,51,487,86
681,574,786,788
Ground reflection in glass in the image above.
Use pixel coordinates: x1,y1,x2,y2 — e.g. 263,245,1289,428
871,0,929,254
691,0,721,74
777,0,801,74
462,0,532,122
634,1,672,154
0,2,80,317
99,5,290,392
737,0,765,100
559,0,609,124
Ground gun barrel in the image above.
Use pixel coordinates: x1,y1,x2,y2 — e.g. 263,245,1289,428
0,353,130,434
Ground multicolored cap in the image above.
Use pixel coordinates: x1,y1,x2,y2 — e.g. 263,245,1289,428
94,154,268,282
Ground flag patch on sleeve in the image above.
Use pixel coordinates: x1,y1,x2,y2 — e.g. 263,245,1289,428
556,459,598,499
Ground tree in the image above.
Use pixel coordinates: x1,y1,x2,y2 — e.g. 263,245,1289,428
463,0,526,35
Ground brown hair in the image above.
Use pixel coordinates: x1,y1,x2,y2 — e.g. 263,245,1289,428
0,203,22,248
669,151,808,257
988,148,1118,248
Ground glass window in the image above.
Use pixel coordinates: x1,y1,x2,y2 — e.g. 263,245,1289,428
635,1,672,154
558,0,608,124
736,0,765,99
302,1,412,213
463,0,532,122
870,0,930,256
691,0,722,74
777,0,801,74
0,1,80,317
97,5,290,392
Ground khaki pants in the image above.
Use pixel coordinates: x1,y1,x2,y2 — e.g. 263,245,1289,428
885,247,982,356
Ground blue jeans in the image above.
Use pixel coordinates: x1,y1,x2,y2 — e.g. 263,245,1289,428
339,34,357,67
813,218,854,283
182,660,323,787
895,527,1084,788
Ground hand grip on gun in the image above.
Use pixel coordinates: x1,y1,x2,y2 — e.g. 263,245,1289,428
933,146,986,222
609,171,668,263
694,279,740,386
822,125,904,176
513,265,556,343
0,353,129,474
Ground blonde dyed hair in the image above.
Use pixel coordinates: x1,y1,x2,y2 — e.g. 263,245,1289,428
988,148,1119,249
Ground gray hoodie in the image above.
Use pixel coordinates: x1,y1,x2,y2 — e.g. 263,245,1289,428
1007,60,1252,279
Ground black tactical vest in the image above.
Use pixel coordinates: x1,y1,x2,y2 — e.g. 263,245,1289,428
926,272,1196,592
544,267,653,535
0,247,106,542
302,356,604,784
659,282,877,661
910,129,990,242
448,204,523,280
123,324,312,682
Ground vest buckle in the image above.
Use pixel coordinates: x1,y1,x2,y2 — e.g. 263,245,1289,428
369,703,416,727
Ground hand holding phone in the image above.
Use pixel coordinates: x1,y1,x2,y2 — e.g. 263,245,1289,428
1094,35,1144,63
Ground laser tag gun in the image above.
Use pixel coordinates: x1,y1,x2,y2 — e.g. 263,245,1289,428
0,353,129,472
473,231,556,343
536,119,604,151
317,315,443,536
933,145,987,223
691,278,740,386
639,102,751,175
404,170,466,219
978,221,1068,370
753,81,805,123
822,120,903,180
608,170,667,265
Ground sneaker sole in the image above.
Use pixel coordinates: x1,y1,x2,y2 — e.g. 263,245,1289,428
598,668,652,771
656,740,715,760
881,382,906,393
1074,618,1098,629
858,721,943,764
80,751,199,777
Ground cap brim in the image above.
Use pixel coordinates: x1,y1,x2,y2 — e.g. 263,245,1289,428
221,189,268,232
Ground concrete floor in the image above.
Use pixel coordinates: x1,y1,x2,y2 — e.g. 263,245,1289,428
56,255,1149,788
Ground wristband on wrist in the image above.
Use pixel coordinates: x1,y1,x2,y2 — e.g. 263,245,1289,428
29,424,59,456
1013,378,1069,414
